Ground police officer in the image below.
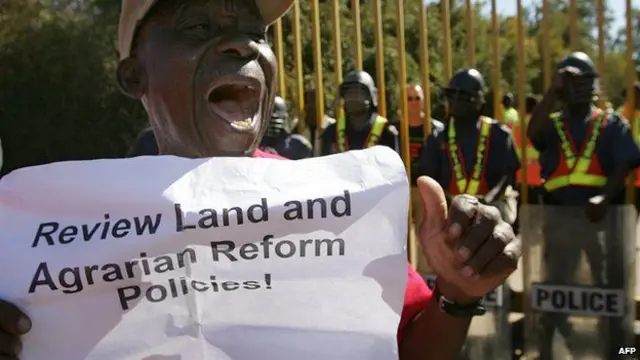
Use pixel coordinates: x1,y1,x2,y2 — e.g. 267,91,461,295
527,52,640,358
501,92,520,129
260,96,312,160
321,71,398,155
418,69,520,225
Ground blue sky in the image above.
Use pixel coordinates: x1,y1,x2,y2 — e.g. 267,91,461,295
494,0,627,35
423,0,629,36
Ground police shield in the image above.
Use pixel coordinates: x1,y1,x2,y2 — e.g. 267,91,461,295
421,274,511,360
520,205,637,360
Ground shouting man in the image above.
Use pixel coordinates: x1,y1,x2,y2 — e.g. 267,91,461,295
0,1,522,359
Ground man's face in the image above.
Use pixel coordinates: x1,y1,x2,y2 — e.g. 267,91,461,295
446,89,479,120
119,0,276,157
406,86,423,125
342,84,370,118
561,74,596,106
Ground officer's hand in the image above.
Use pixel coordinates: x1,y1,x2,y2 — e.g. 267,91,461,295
0,299,31,358
417,176,521,302
585,195,608,223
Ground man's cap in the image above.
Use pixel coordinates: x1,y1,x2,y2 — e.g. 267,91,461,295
118,0,295,59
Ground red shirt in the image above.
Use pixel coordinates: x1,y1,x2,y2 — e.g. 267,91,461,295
253,148,433,342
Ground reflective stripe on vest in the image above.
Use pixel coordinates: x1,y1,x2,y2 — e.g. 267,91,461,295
336,116,388,152
448,117,492,195
543,110,607,191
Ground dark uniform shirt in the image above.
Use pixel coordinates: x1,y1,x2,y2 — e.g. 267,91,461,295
271,134,313,160
418,119,521,194
320,113,399,155
405,120,445,186
531,109,640,205
127,127,159,157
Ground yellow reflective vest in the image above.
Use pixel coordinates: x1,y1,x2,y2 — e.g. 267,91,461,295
336,116,388,152
543,110,608,192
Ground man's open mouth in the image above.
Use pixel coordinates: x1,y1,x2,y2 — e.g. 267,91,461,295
207,78,262,130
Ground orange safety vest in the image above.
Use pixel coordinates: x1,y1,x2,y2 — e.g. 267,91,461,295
543,109,608,192
446,117,492,196
512,114,542,186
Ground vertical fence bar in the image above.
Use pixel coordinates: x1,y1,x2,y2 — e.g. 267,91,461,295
352,0,363,71
596,0,606,108
273,19,286,101
625,0,636,204
442,0,452,80
542,0,551,90
569,0,578,50
292,1,305,133
516,0,528,205
373,0,387,117
311,0,325,131
395,0,413,266
332,0,344,120
419,0,432,137
465,0,475,67
491,0,501,121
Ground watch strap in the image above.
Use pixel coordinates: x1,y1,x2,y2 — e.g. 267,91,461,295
433,281,487,317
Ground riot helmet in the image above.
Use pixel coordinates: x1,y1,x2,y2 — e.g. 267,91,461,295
340,71,378,118
555,52,599,105
263,96,289,146
443,68,486,119
502,93,514,108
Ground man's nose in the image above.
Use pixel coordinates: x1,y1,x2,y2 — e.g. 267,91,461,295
214,35,258,59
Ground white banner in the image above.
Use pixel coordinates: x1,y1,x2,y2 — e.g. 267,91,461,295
0,146,409,360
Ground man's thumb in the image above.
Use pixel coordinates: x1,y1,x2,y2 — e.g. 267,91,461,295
416,176,448,235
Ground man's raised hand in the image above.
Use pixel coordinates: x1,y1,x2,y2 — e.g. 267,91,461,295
0,299,30,359
417,176,521,303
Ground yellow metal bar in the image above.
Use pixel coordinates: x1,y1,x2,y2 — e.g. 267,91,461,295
419,0,432,137
516,0,528,204
292,1,305,133
465,0,475,67
596,0,606,108
311,0,325,131
542,0,551,90
351,0,363,71
273,19,286,101
491,0,501,121
395,0,414,267
332,0,344,121
441,0,452,80
625,0,636,204
569,0,578,51
373,0,386,117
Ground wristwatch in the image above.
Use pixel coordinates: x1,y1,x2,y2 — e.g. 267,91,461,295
433,281,487,317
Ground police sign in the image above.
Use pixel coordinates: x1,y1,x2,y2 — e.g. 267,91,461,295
531,283,625,317
422,274,503,307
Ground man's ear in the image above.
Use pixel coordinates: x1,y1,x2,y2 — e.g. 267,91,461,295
116,57,147,100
